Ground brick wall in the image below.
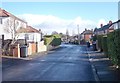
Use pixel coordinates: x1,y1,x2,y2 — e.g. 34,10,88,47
28,43,37,55
84,34,91,41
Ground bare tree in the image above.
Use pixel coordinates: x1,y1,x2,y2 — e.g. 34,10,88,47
3,18,19,44
52,31,58,35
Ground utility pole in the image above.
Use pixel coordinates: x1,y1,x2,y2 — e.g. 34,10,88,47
66,29,69,43
77,25,80,45
118,1,120,20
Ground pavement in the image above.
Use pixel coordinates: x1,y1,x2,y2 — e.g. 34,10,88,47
87,46,119,82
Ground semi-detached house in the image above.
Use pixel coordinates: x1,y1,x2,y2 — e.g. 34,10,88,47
0,8,27,40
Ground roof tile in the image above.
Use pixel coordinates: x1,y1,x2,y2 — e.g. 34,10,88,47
17,26,41,33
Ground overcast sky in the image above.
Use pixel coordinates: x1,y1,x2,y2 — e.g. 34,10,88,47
1,2,118,35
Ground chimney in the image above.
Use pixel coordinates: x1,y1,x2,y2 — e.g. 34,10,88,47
100,24,103,28
109,20,112,25
39,29,41,31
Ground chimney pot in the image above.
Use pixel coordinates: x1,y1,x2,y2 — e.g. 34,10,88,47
109,20,112,25
100,24,103,28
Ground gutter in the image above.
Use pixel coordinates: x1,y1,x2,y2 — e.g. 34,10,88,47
86,48,100,83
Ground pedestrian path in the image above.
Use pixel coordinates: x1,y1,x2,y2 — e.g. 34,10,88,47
87,49,119,82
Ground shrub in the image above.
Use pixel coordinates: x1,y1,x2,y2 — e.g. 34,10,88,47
96,29,120,67
101,36,108,56
51,34,61,46
44,35,53,46
97,35,103,52
107,29,120,66
44,34,61,46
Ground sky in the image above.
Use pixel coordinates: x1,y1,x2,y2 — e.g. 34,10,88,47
1,2,118,35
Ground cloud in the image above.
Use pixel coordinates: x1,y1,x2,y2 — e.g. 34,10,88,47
18,14,98,35
97,19,107,28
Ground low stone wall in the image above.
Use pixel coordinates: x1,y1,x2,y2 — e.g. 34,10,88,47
4,41,59,58
47,45,60,51
37,41,47,52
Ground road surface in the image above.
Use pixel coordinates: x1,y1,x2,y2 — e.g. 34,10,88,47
2,44,96,81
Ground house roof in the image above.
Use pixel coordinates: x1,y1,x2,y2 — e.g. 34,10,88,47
94,20,120,32
0,8,27,23
116,19,120,23
0,8,9,17
94,24,112,32
17,26,41,33
81,30,93,35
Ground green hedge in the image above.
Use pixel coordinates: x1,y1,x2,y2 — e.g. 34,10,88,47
51,34,61,46
97,35,103,52
96,35,108,55
44,34,61,46
107,29,120,66
96,29,120,66
52,38,61,46
102,36,108,56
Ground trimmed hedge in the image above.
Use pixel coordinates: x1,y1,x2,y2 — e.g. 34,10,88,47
44,34,61,46
97,35,103,52
107,29,120,66
96,35,108,54
102,36,108,56
51,34,61,46
96,29,120,66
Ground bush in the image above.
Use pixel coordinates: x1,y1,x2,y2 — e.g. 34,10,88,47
92,35,97,41
51,34,61,46
96,29,120,67
101,36,108,56
97,35,103,52
97,35,108,56
44,35,53,46
107,29,120,66
44,34,61,46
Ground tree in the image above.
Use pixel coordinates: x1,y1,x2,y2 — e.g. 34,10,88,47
3,18,19,44
51,31,58,35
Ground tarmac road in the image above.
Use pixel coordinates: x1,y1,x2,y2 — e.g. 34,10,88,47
2,44,96,81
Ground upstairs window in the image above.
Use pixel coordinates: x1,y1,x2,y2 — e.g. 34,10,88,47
0,18,2,24
25,34,29,40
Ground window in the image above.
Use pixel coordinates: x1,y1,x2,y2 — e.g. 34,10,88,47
25,34,29,40
15,21,19,28
0,18,2,24
118,21,120,29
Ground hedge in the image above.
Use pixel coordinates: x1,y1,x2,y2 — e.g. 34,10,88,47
101,36,108,56
107,29,120,66
96,35,108,55
44,34,61,46
51,34,61,46
96,29,120,66
97,35,103,52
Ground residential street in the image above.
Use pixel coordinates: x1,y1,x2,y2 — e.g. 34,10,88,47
2,44,96,81
1,2,120,83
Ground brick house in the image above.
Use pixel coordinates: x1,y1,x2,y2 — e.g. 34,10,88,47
94,20,120,35
80,29,93,42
